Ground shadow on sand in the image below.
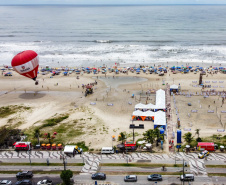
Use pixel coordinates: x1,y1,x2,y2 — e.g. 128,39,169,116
19,92,46,99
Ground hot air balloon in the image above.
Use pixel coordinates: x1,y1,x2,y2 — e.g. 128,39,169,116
11,50,39,85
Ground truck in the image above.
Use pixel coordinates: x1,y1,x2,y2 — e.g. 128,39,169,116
197,142,215,151
14,142,32,151
64,145,83,157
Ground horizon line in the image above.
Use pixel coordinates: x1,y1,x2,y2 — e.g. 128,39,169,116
1,4,226,6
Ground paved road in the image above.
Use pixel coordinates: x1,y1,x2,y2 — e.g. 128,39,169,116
0,174,61,185
74,174,226,185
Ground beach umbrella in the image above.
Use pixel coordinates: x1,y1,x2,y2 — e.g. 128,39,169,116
117,144,124,148
11,50,39,85
137,140,146,145
145,143,152,148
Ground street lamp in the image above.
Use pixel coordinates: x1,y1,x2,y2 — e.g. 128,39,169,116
28,150,31,166
61,155,67,171
125,136,127,154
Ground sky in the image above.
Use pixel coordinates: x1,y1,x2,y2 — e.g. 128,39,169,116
0,0,226,5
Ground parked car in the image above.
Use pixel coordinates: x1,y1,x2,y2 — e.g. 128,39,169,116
91,173,106,180
16,171,33,179
15,180,32,185
180,174,194,181
0,180,12,185
147,174,162,181
37,179,53,185
124,175,137,182
198,150,210,159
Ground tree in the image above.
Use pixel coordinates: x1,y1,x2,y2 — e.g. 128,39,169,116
183,132,193,145
195,129,200,138
118,132,126,144
0,126,9,146
33,128,40,145
47,133,51,144
154,128,160,146
143,129,155,144
60,169,73,185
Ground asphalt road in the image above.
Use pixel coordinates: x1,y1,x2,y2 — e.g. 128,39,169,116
74,174,226,185
0,174,61,185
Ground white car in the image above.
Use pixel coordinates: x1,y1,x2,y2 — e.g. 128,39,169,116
0,180,12,185
37,179,52,185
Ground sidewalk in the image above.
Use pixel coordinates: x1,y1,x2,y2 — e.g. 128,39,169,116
0,165,82,171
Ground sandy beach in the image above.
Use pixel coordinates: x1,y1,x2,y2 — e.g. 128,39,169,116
0,66,226,151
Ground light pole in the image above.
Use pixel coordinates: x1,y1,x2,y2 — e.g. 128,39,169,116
125,136,127,154
28,150,31,166
62,155,67,171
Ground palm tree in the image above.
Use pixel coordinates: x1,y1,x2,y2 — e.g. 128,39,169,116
154,128,160,146
34,128,40,145
47,133,51,144
183,132,193,145
143,129,155,144
195,129,200,138
118,132,126,144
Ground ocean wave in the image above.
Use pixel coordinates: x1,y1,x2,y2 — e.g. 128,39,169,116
93,40,174,43
0,35,15,37
95,40,112,43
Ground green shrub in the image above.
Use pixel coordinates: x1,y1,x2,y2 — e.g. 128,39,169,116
40,115,69,129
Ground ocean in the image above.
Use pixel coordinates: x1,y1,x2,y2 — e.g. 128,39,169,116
0,5,226,67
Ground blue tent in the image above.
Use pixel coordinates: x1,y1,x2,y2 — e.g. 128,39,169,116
177,130,182,145
171,66,175,70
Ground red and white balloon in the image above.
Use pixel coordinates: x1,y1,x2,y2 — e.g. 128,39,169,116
11,50,39,84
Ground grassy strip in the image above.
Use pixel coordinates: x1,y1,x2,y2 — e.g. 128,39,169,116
102,171,183,176
100,163,183,167
0,163,84,166
208,173,226,177
0,171,80,175
206,165,226,168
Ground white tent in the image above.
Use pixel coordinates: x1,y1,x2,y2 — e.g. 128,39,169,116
154,111,166,126
170,84,178,89
146,103,155,109
143,111,155,117
155,89,165,109
135,103,147,110
132,110,145,116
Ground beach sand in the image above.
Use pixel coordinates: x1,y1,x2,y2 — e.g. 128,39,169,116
0,68,226,150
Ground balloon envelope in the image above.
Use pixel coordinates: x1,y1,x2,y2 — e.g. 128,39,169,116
11,50,39,81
